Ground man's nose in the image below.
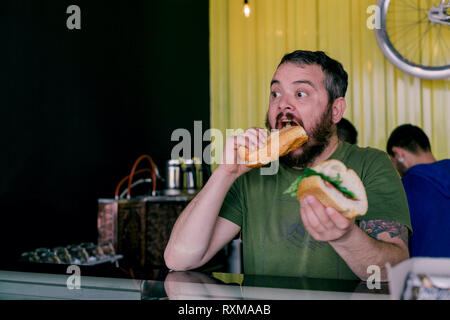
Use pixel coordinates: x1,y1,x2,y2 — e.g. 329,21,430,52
278,95,295,113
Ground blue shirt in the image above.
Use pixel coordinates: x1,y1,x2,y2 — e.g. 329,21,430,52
402,159,450,257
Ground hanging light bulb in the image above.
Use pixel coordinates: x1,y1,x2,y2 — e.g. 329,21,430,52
243,0,251,18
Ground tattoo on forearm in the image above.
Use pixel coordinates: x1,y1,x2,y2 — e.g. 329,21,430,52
359,220,409,247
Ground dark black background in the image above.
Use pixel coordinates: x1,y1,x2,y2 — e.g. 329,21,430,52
0,0,210,262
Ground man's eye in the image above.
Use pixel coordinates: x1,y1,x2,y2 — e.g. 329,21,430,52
272,91,280,98
297,91,307,98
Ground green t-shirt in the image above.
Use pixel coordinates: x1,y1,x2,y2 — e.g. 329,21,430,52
219,141,412,280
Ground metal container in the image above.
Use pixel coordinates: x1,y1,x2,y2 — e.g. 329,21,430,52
165,159,181,193
182,159,196,193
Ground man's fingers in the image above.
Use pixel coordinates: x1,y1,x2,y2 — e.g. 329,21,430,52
231,135,255,154
223,129,269,166
246,128,268,148
227,130,266,165
231,128,269,152
301,199,327,234
299,204,321,239
326,207,353,230
303,195,335,230
300,195,356,243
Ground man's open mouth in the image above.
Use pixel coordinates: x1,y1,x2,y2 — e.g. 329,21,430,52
277,116,301,129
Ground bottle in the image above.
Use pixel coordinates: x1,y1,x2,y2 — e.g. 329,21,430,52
165,159,181,195
182,159,196,193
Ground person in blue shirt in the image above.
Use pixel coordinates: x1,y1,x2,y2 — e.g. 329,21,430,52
387,124,450,258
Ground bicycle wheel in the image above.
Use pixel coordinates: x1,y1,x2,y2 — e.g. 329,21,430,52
375,0,450,79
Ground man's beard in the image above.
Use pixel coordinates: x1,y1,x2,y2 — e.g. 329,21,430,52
265,107,334,169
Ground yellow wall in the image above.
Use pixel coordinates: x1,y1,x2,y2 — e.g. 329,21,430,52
210,0,449,160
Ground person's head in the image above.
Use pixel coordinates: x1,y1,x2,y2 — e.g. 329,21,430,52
265,50,348,168
386,124,435,176
337,118,358,144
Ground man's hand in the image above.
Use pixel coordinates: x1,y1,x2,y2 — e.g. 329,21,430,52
219,127,268,178
300,194,409,281
300,194,355,242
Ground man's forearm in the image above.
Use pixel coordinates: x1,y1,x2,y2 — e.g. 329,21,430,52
329,225,409,281
164,166,237,270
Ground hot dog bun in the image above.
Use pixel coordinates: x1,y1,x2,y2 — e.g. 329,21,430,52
238,126,308,168
297,160,368,219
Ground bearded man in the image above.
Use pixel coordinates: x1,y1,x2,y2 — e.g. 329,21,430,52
164,50,411,281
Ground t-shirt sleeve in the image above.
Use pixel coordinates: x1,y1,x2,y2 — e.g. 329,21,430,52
357,150,412,232
218,177,245,228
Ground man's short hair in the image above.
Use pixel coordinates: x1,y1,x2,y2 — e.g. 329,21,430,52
386,124,431,156
337,118,358,144
278,50,348,105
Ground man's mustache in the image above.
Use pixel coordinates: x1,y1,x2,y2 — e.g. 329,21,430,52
275,112,305,130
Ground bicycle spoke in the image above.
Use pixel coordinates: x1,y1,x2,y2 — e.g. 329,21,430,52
402,21,434,65
386,17,429,26
394,26,429,63
386,17,429,29
437,28,447,66
389,0,427,12
386,20,430,44
437,29,450,64
432,25,445,65
387,9,428,14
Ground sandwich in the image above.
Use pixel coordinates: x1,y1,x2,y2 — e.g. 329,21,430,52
284,159,368,219
237,125,308,168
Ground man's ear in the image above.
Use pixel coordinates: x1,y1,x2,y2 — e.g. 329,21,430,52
331,97,346,124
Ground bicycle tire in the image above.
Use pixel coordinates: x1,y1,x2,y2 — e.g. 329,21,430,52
375,0,450,80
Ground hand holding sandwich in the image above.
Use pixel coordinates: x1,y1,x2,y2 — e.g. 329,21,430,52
220,125,308,177
285,159,368,242
220,127,269,177
300,194,356,242
284,159,409,280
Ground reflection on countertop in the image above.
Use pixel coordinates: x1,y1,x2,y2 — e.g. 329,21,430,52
159,270,390,300
0,265,390,300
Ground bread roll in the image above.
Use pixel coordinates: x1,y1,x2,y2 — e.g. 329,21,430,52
297,160,368,219
238,126,308,168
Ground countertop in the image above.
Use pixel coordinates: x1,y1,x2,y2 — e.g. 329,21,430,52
0,266,390,300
